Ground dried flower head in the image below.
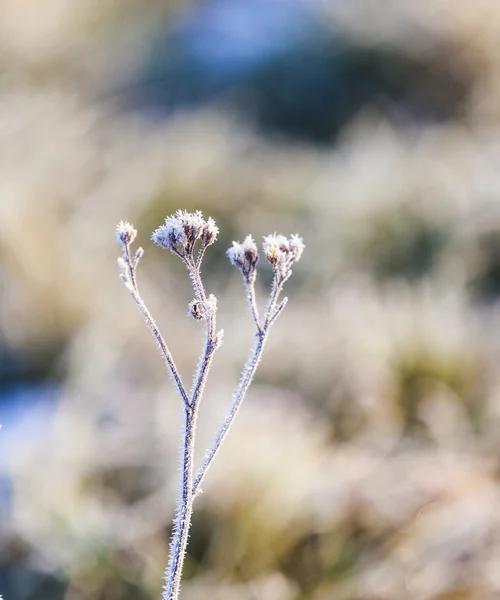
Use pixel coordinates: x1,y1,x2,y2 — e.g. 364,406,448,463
227,235,259,281
152,210,218,257
201,217,219,247
263,233,305,281
116,221,137,246
289,234,305,261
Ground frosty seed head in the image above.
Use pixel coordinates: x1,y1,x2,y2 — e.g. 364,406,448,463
227,235,259,281
116,221,137,246
262,233,305,280
201,217,219,247
289,234,305,261
152,210,219,257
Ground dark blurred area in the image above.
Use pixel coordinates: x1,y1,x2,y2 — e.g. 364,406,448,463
117,0,474,142
2,1,500,599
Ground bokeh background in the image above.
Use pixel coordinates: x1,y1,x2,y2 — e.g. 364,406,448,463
2,1,500,598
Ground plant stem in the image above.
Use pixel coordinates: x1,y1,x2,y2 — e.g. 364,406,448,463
192,327,268,496
192,273,285,496
116,217,303,600
124,248,190,408
164,260,218,600
163,405,197,600
245,278,261,332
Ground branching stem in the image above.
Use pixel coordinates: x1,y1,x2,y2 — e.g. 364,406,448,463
115,215,304,600
192,271,282,496
192,327,268,496
164,258,219,599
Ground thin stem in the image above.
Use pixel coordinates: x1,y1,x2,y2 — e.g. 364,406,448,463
190,334,218,407
123,248,190,409
185,259,218,407
125,246,138,289
184,258,206,304
263,275,283,328
164,256,220,599
245,277,261,332
267,297,288,328
195,245,207,270
192,272,287,496
192,328,268,496
163,406,197,600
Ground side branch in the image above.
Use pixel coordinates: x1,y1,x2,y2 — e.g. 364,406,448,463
192,329,267,496
121,246,190,409
129,289,191,409
245,279,261,332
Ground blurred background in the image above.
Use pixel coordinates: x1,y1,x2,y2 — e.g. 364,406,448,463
2,0,500,598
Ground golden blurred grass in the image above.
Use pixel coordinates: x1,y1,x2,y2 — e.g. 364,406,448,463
2,2,500,599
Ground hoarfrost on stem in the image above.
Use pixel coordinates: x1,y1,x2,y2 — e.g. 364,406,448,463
116,210,304,600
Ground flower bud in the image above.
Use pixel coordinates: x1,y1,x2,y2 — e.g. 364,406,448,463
227,235,259,281
116,221,137,246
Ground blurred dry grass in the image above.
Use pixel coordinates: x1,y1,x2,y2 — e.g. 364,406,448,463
2,1,500,599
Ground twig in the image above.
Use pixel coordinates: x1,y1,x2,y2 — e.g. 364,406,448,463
192,327,267,496
116,226,190,408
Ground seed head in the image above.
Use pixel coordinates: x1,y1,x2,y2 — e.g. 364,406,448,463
262,233,305,280
201,217,219,247
289,234,305,261
116,221,137,246
227,235,259,281
152,210,218,257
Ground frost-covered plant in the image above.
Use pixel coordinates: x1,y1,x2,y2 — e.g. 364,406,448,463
116,211,304,600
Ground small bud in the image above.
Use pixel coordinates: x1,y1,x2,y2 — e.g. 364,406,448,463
188,300,206,320
227,235,259,281
214,329,224,348
187,210,205,242
134,247,144,265
201,217,219,247
289,234,305,261
227,241,245,269
116,221,137,246
117,256,128,282
262,234,280,265
242,235,259,269
206,294,218,313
